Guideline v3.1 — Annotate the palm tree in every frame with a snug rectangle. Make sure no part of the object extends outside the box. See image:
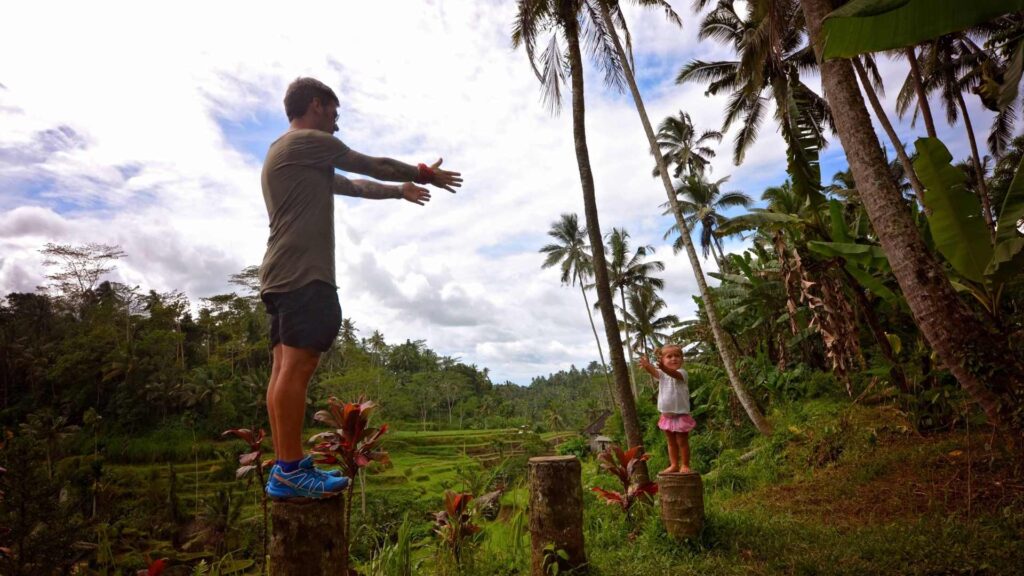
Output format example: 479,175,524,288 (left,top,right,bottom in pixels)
798,0,1024,438
665,174,752,268
676,0,830,167
514,0,649,462
540,213,613,406
623,285,679,361
605,228,664,396
595,0,771,434
653,111,722,178
339,318,358,346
